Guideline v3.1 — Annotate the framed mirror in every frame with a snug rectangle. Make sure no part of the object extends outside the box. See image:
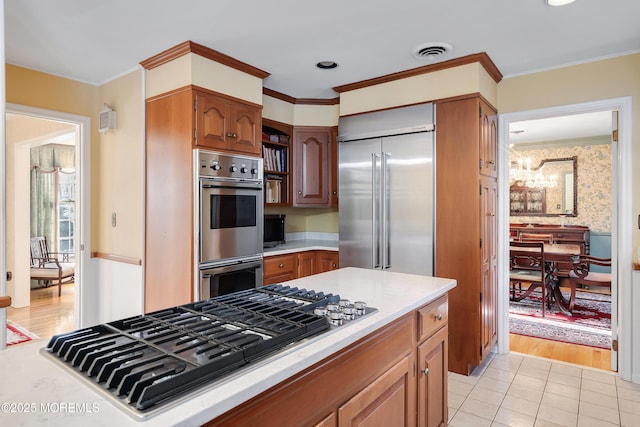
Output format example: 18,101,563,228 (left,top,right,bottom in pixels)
509,156,577,217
